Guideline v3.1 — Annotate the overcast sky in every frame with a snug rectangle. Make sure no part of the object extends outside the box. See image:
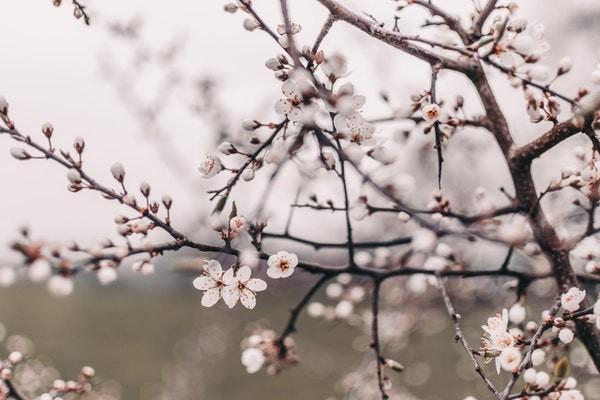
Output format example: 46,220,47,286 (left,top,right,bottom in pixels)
0,0,598,260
